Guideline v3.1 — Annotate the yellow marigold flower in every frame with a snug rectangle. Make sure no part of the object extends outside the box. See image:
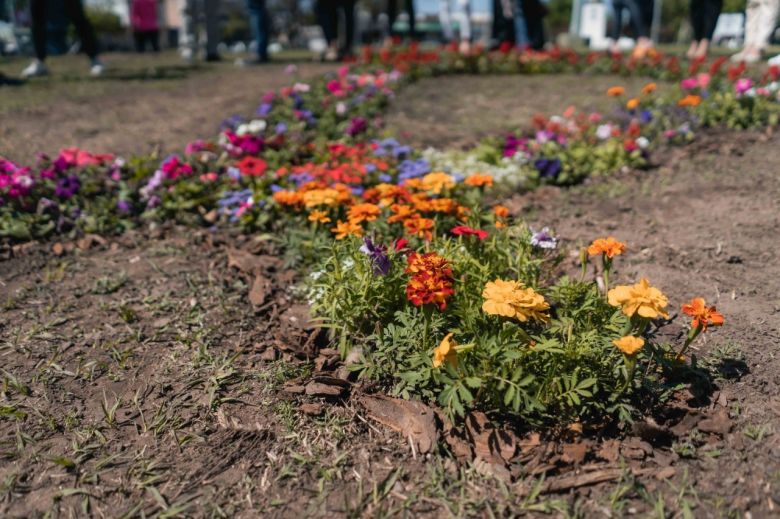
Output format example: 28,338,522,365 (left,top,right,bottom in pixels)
308,210,331,224
607,86,626,97
331,220,363,240
626,97,640,110
302,188,341,208
613,336,645,356
421,172,456,194
587,236,626,258
347,203,381,223
433,333,458,368
482,279,550,323
464,174,494,187
608,278,670,319
641,82,657,94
